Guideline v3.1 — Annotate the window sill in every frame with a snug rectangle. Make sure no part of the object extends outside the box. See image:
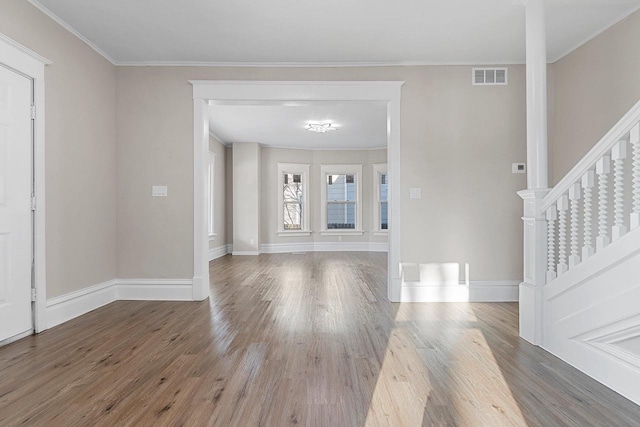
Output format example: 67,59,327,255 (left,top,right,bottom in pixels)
373,231,388,236
320,230,365,236
277,231,312,237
